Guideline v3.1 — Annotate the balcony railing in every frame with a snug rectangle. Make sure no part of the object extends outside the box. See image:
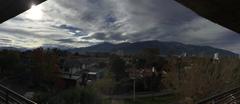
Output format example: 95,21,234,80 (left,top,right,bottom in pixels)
0,84,37,104
197,86,240,104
